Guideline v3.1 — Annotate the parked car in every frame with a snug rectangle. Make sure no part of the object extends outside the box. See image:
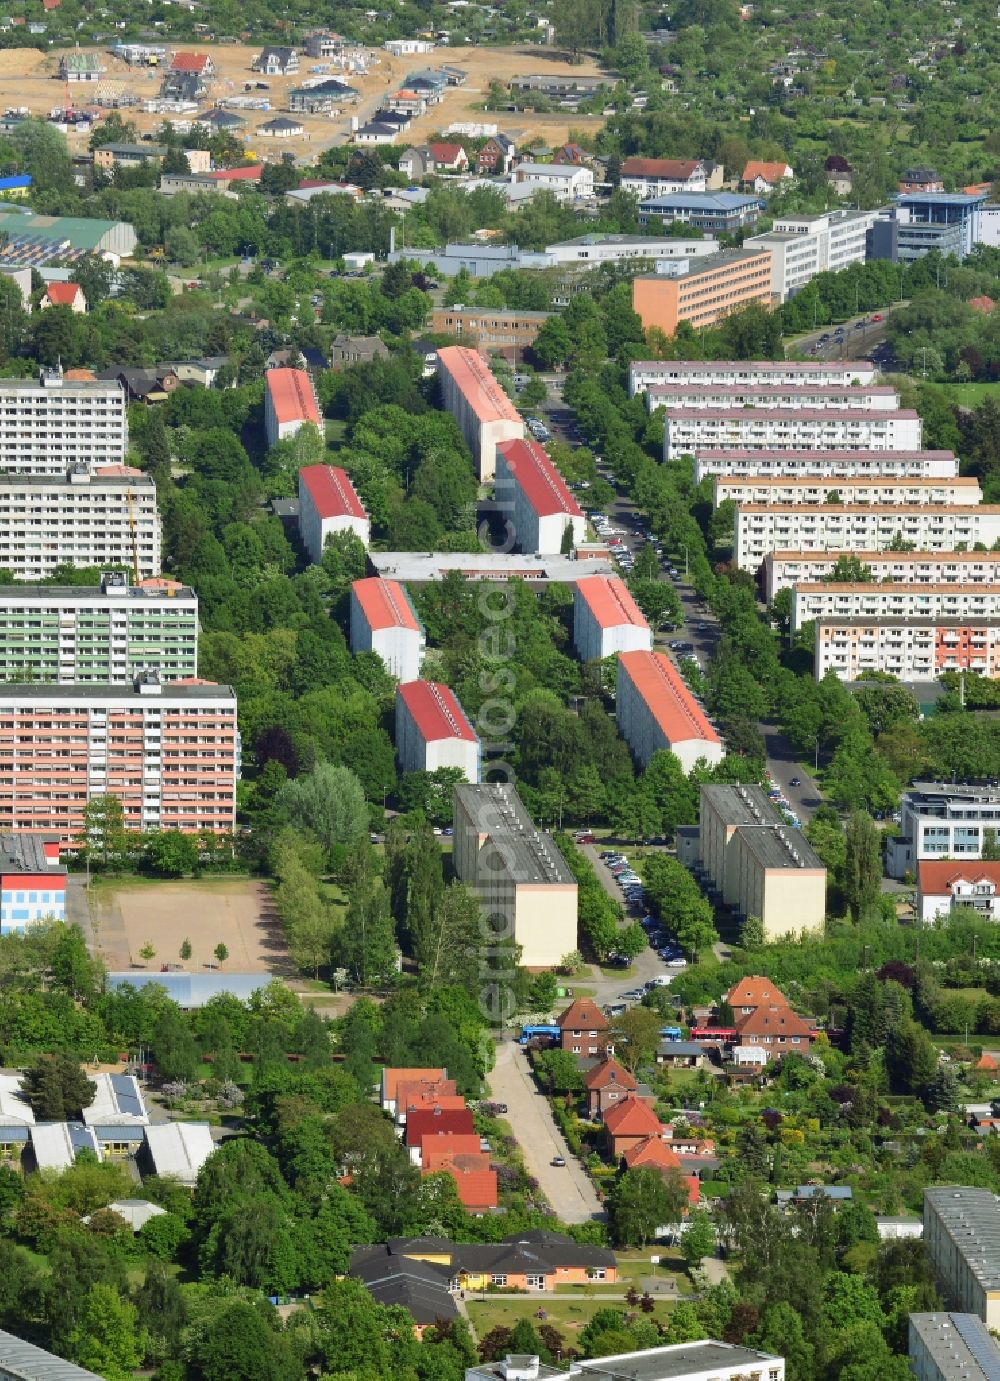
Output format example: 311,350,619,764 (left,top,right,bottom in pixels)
575,832,595,844
551,1156,566,1167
